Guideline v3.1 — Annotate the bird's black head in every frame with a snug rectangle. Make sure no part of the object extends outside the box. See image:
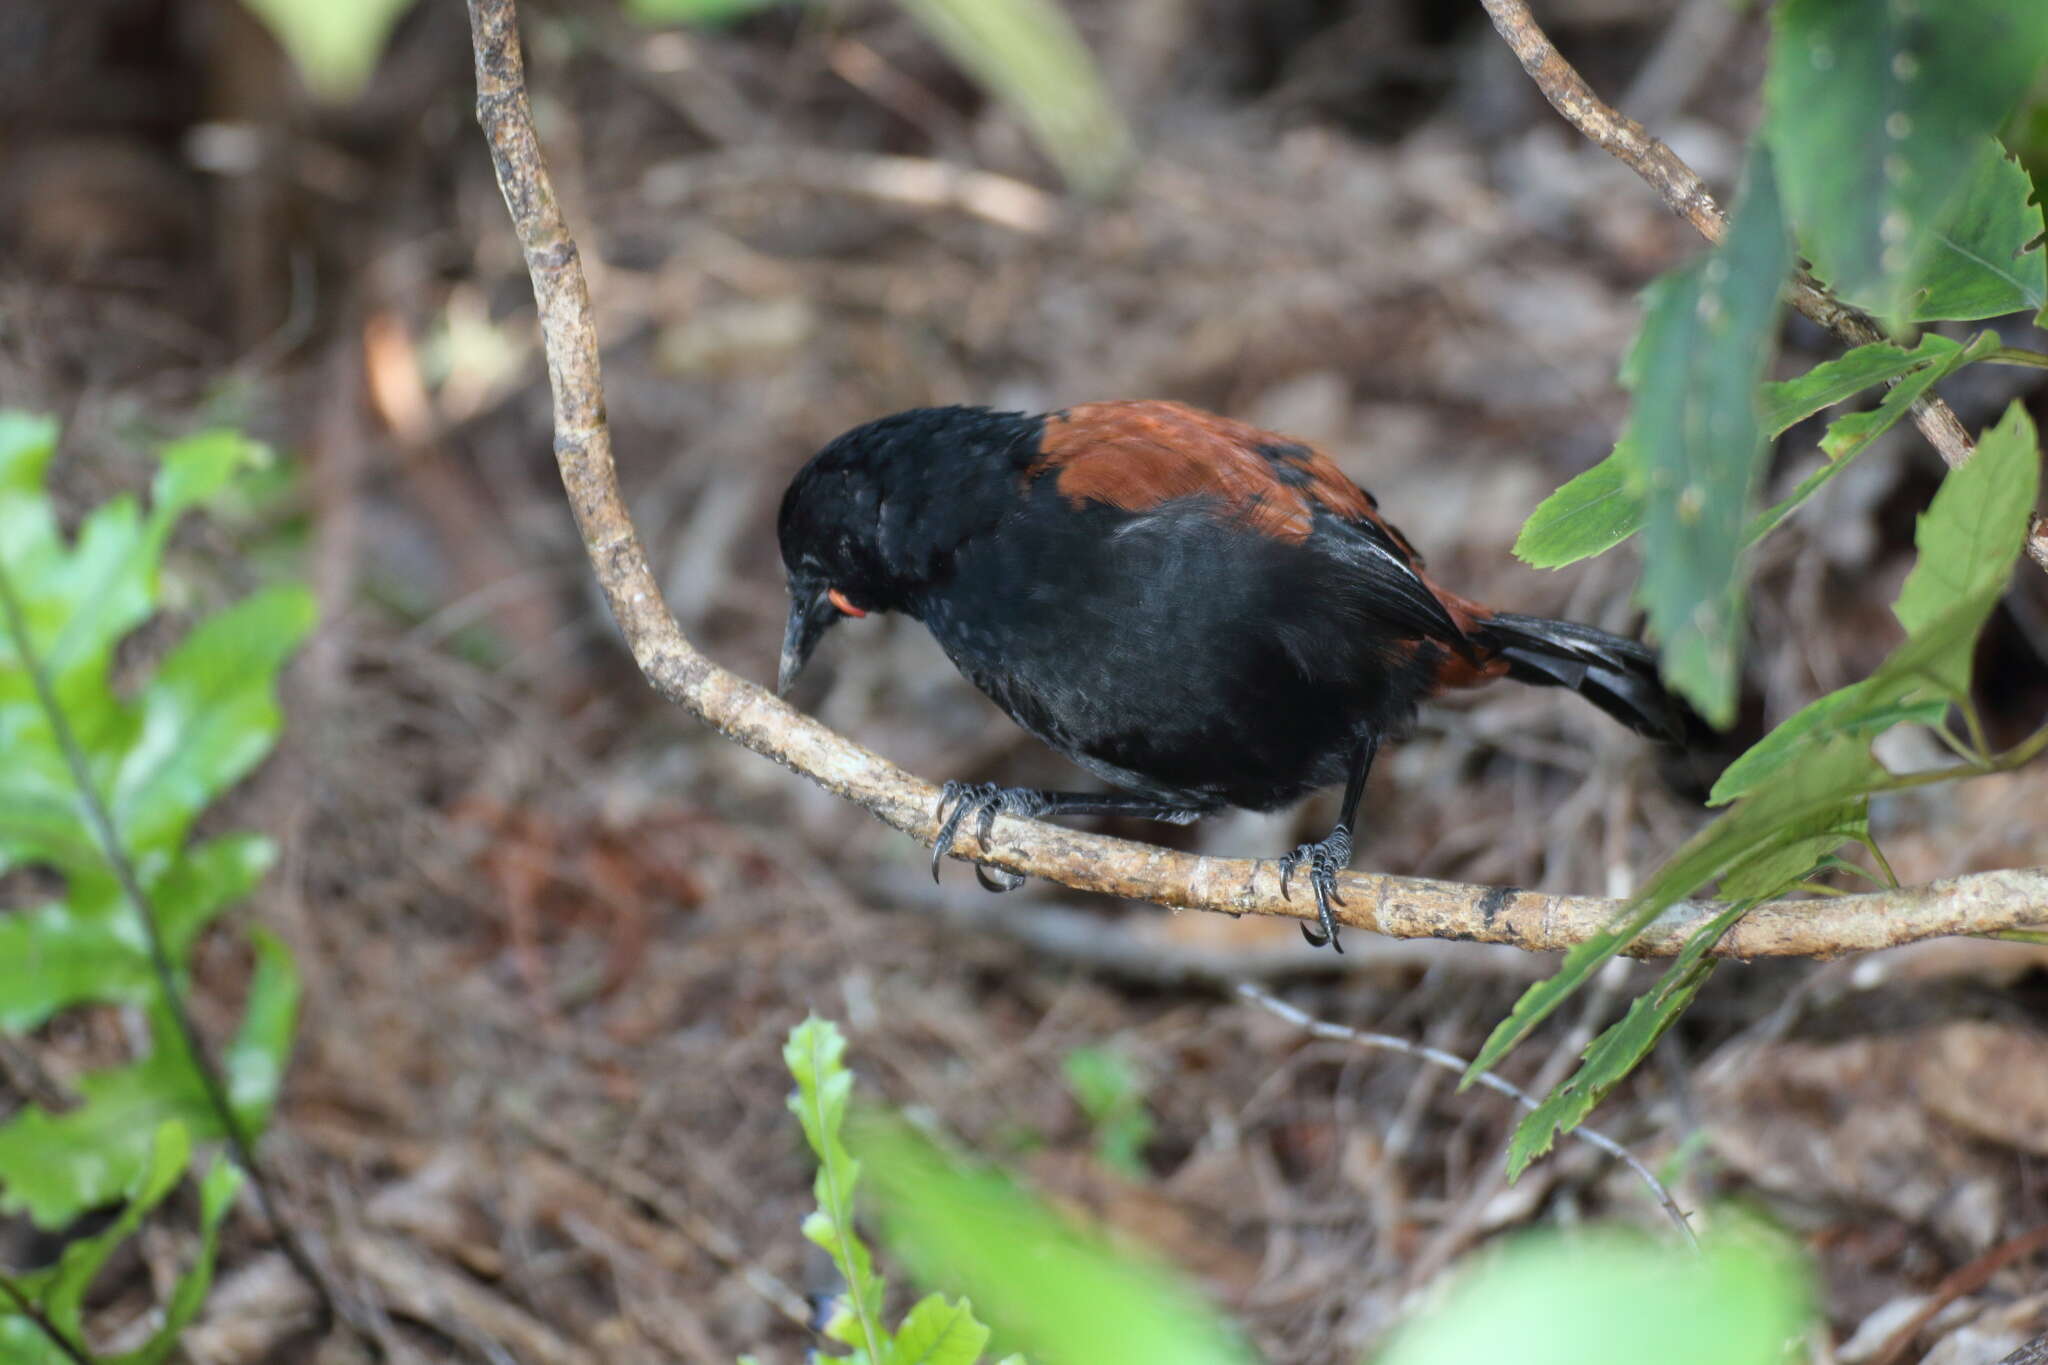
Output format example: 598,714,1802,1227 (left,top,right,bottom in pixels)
775,404,1040,694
